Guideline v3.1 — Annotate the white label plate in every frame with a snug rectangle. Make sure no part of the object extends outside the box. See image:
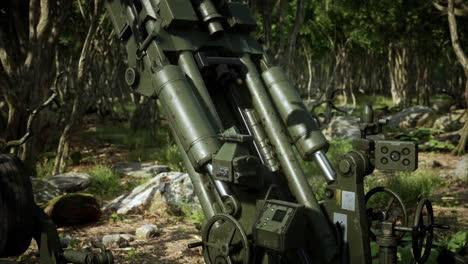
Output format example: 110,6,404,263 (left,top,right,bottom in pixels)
333,212,348,241
341,190,356,211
